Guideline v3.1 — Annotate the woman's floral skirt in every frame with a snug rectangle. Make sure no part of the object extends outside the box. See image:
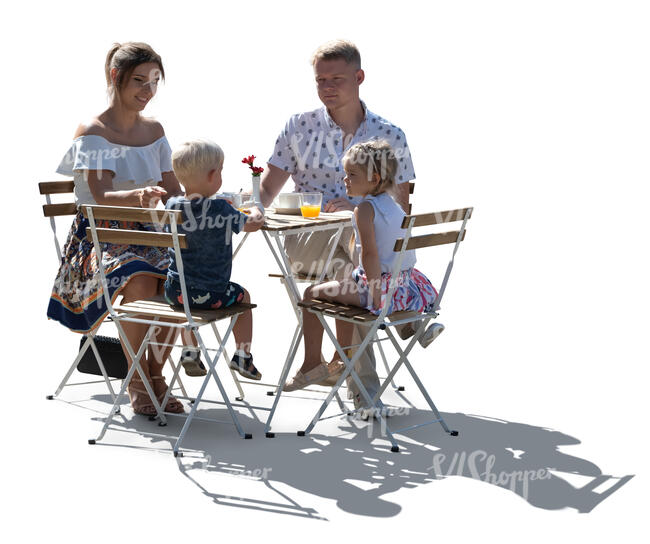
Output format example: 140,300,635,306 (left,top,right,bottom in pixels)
47,211,169,333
